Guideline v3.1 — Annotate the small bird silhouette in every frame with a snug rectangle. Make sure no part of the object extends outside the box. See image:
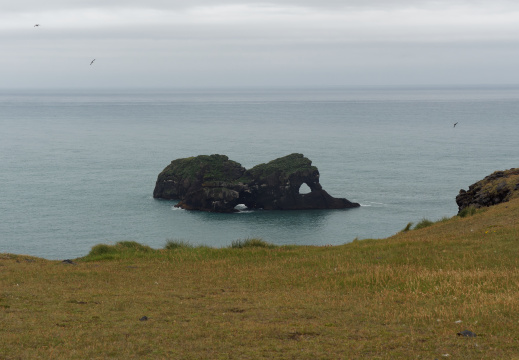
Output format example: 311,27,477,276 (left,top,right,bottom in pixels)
453,122,458,128
34,24,40,27
90,59,95,65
